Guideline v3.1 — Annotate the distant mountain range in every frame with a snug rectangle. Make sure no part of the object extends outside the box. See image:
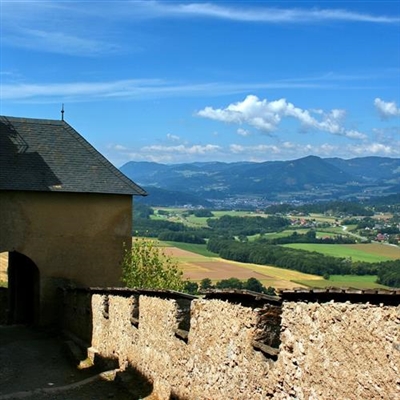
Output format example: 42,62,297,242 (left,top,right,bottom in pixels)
120,156,400,207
